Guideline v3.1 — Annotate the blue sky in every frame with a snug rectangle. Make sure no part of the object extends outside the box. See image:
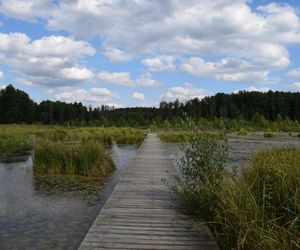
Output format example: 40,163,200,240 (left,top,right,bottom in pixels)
0,0,300,107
